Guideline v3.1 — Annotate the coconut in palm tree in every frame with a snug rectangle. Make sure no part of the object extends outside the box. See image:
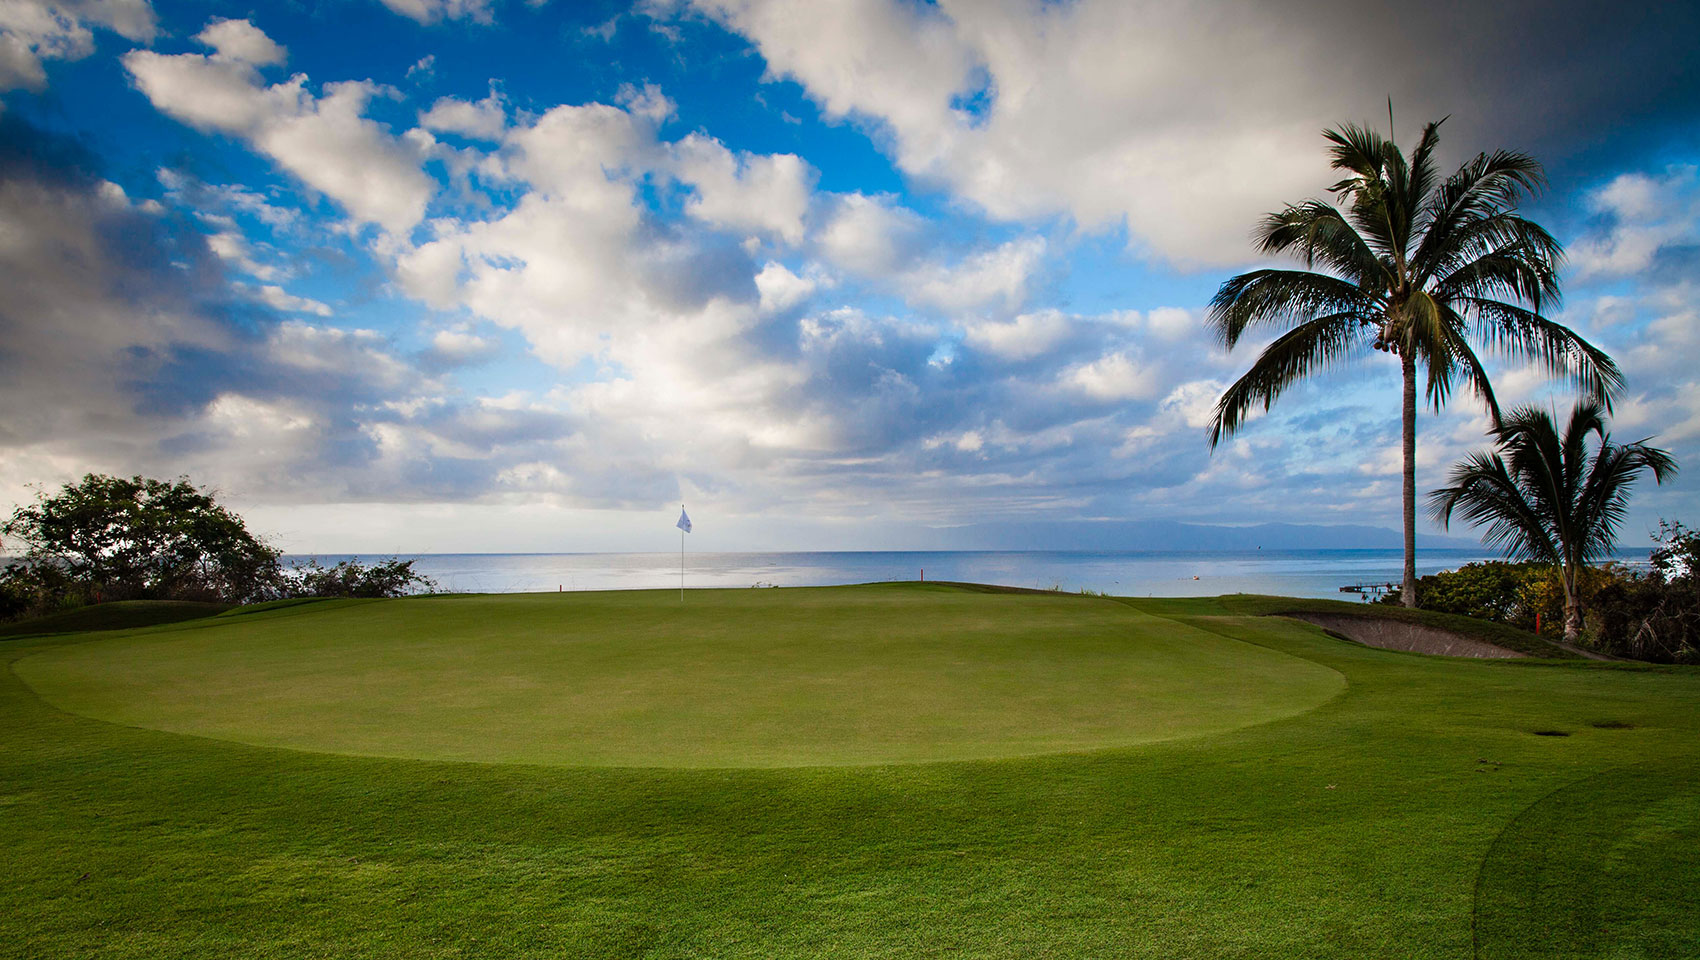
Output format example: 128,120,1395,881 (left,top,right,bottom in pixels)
1429,400,1676,643
1207,116,1621,606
